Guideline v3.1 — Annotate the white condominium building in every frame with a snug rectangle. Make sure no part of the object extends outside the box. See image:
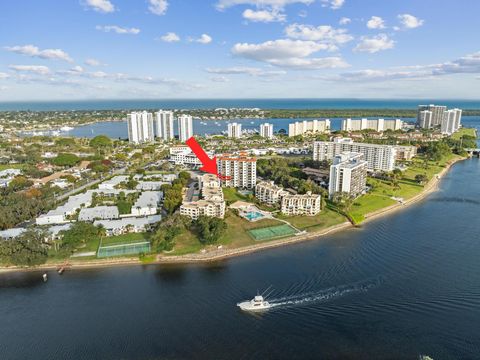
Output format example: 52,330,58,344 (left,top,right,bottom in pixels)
169,145,210,166
178,115,193,142
441,109,462,135
227,122,242,138
155,110,175,141
417,104,447,127
127,111,155,144
288,119,330,137
418,110,433,129
395,145,417,161
259,123,274,139
341,118,403,132
255,181,288,206
313,138,397,172
180,173,225,220
329,152,367,199
217,153,257,189
180,200,225,220
281,192,321,216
